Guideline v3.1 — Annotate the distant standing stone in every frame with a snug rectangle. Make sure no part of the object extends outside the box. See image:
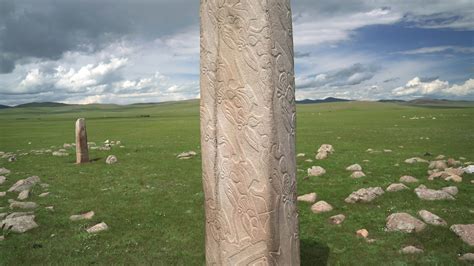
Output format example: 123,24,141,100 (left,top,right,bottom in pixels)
86,222,108,233
75,118,89,164
105,155,117,164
